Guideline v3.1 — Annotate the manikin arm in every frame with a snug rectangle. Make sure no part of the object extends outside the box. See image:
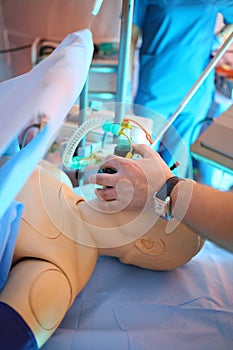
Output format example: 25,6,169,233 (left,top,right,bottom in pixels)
0,161,99,349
